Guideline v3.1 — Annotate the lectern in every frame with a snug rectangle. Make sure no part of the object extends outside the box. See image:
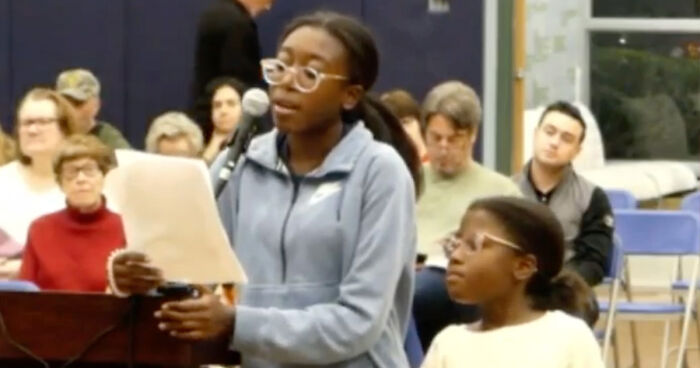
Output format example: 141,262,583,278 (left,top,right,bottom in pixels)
0,291,239,367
